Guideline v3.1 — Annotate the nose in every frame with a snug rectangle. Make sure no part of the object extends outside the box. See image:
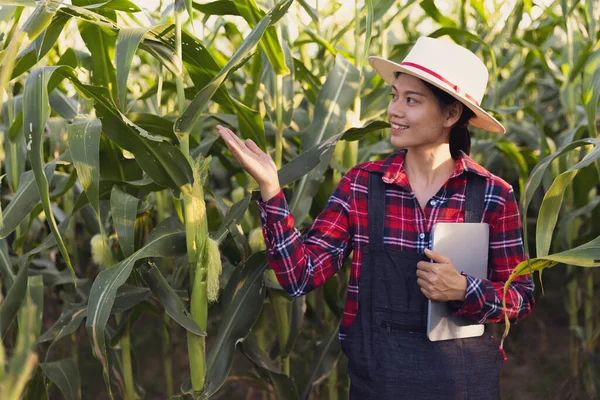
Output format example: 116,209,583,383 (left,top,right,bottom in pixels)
388,99,405,119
